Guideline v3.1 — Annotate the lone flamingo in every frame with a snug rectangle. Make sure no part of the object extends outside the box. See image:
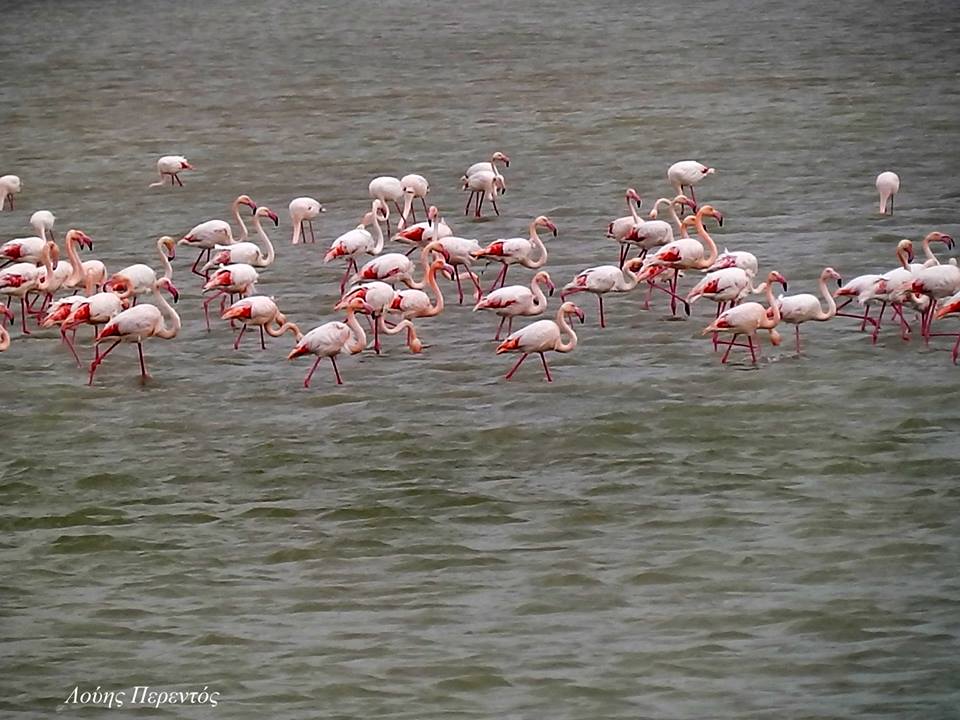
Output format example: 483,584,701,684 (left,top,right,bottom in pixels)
876,171,900,215
667,160,715,208
368,176,404,232
289,197,325,245
0,175,21,211
462,170,505,218
149,155,193,187
88,278,181,385
496,301,584,382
